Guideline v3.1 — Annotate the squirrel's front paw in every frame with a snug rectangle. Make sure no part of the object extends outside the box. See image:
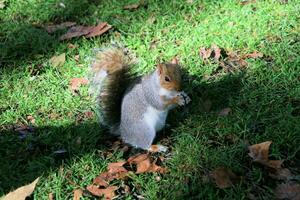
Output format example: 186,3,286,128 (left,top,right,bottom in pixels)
177,92,191,106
